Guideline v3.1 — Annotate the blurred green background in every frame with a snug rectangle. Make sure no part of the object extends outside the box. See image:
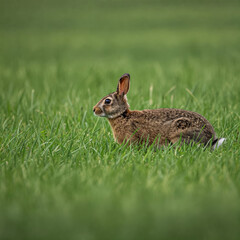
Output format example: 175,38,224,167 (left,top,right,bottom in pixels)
0,0,240,239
